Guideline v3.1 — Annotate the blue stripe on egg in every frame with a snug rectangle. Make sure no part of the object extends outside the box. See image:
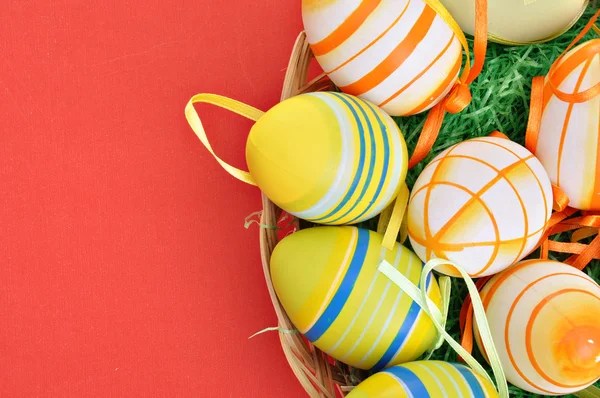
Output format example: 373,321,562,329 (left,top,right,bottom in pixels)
346,96,390,224
312,93,367,223
453,363,487,397
385,365,431,398
327,93,376,224
304,228,370,342
372,271,433,371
